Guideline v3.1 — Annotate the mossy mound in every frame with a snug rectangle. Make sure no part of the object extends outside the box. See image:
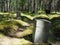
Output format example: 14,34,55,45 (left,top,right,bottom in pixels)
0,19,34,38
